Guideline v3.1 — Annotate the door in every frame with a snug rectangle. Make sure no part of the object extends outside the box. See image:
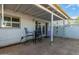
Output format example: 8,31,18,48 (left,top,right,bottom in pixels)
45,23,48,37
35,21,38,32
35,21,42,38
